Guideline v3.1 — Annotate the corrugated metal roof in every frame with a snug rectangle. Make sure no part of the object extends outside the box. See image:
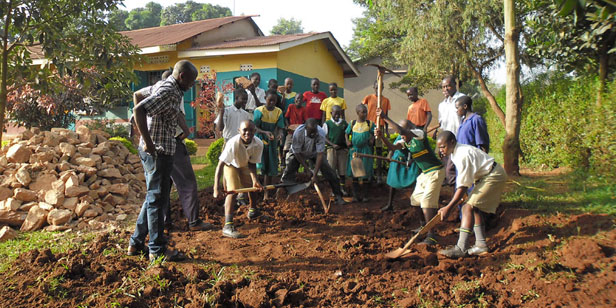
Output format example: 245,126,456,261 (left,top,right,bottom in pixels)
119,15,256,48
187,32,317,50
